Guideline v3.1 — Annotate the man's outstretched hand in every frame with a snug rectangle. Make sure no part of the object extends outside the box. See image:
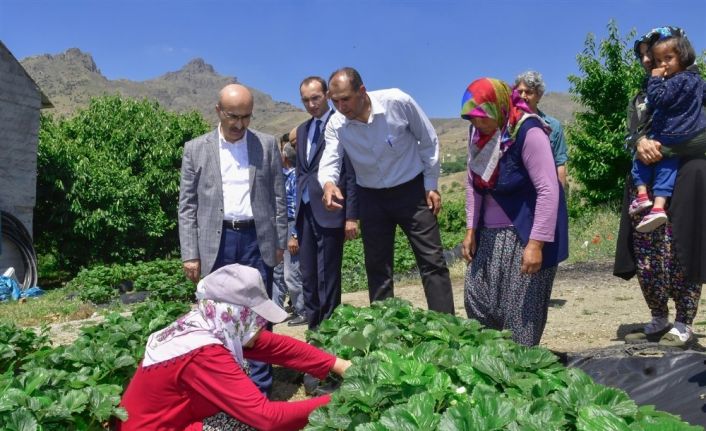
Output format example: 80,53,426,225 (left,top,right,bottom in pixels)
322,182,344,211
